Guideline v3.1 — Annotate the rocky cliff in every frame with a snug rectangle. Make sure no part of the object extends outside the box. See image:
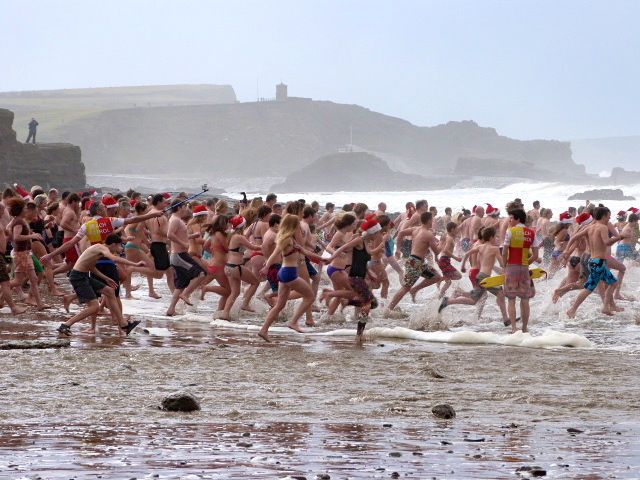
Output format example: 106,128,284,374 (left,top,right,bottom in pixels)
271,152,458,192
0,109,85,190
43,98,584,180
